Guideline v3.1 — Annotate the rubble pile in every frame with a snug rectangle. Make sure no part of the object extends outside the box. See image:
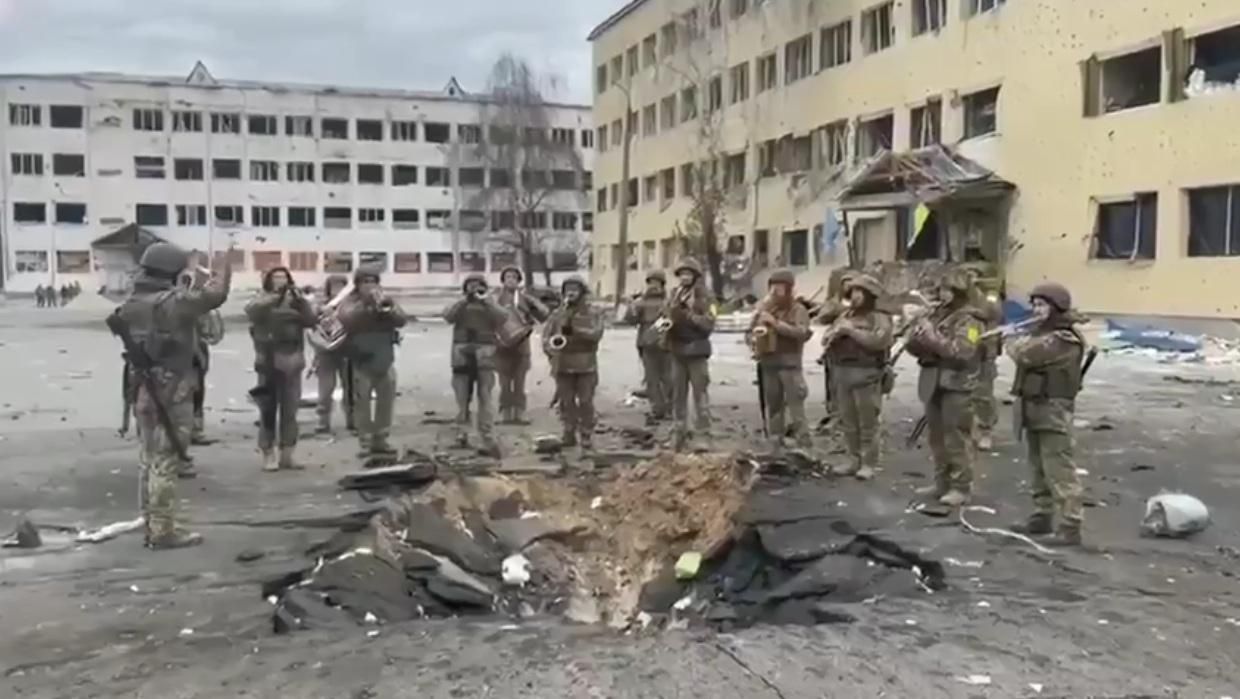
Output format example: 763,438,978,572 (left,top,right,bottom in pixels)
266,452,945,634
